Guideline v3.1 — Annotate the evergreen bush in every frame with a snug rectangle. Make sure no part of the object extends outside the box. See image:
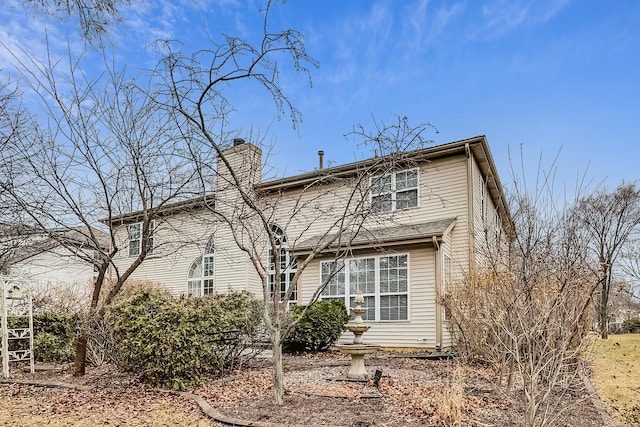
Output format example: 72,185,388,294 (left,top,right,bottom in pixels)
283,299,349,353
108,289,262,390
